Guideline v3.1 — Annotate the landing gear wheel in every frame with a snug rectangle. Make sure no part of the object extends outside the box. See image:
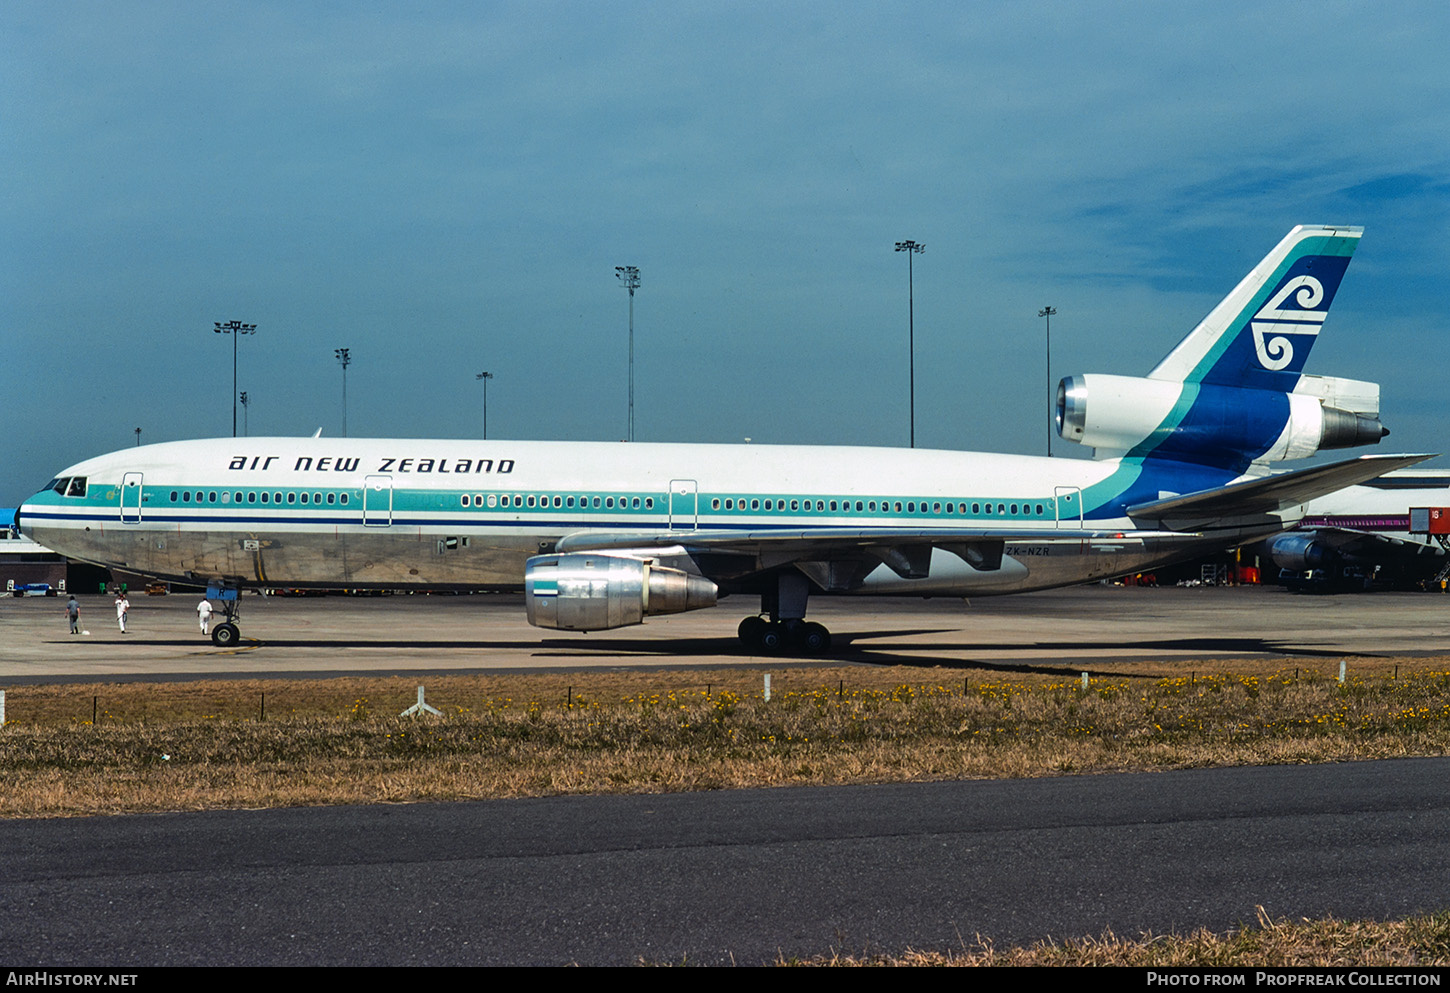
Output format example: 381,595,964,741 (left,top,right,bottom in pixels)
799,622,832,653
211,622,240,647
757,624,785,653
738,615,768,648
